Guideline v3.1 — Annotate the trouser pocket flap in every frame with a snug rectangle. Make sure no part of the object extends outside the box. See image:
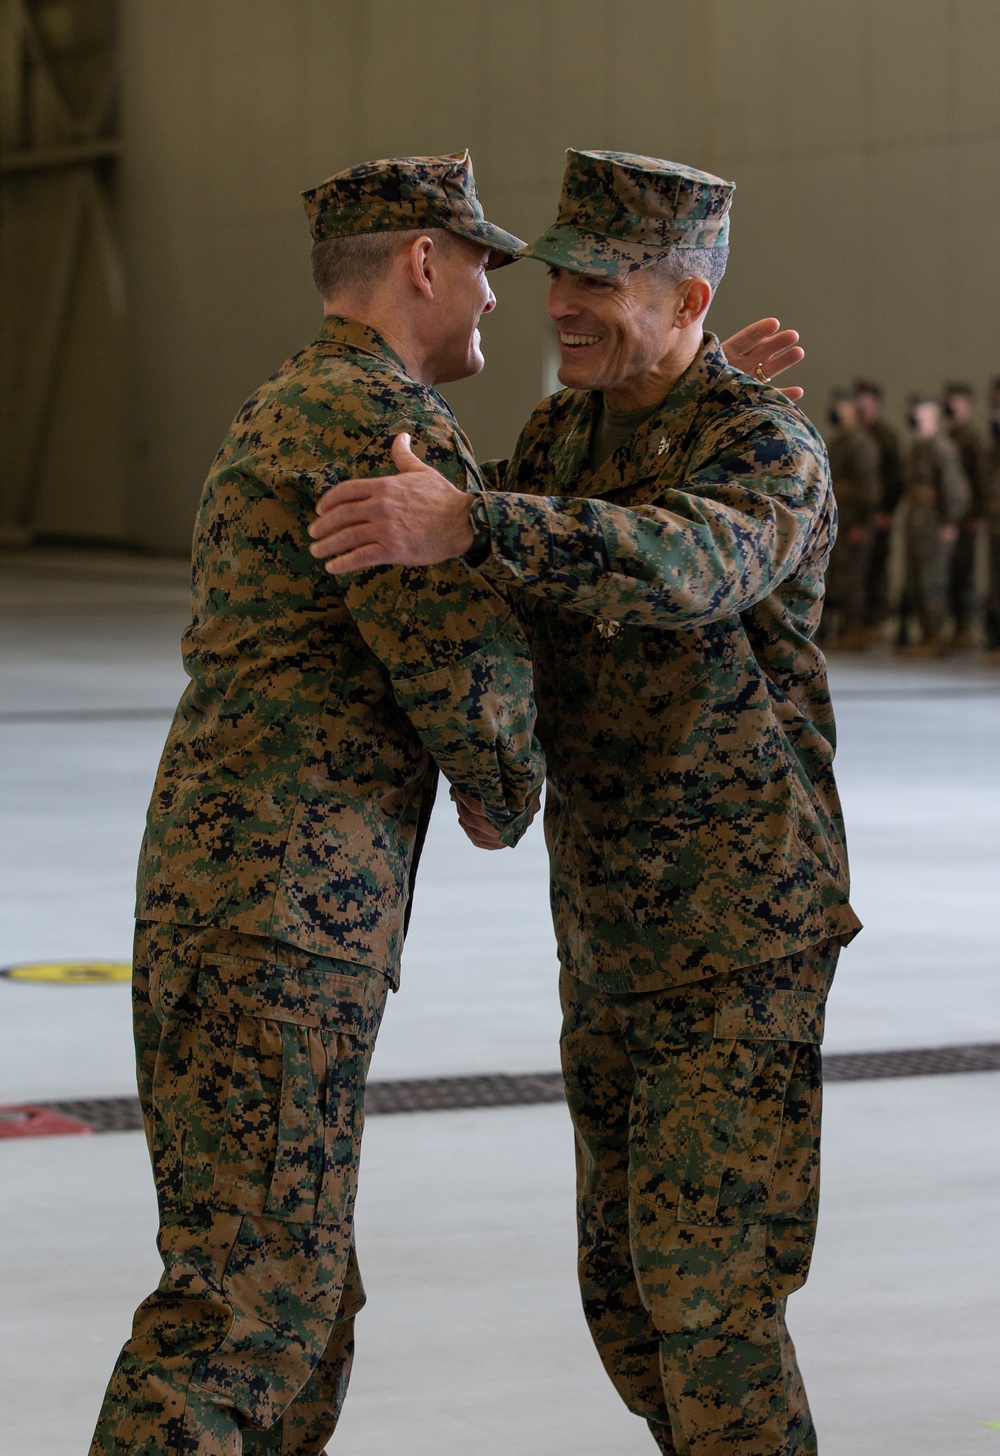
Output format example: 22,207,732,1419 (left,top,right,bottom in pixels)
714,987,825,1045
